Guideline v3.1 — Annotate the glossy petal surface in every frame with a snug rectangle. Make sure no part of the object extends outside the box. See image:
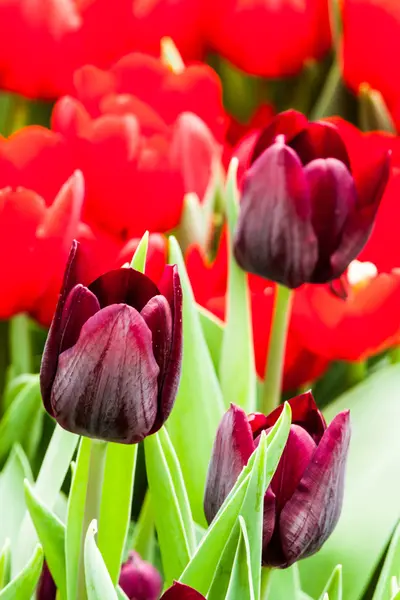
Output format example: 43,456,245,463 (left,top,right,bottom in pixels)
204,404,254,524
51,304,159,443
89,267,160,311
161,582,205,600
